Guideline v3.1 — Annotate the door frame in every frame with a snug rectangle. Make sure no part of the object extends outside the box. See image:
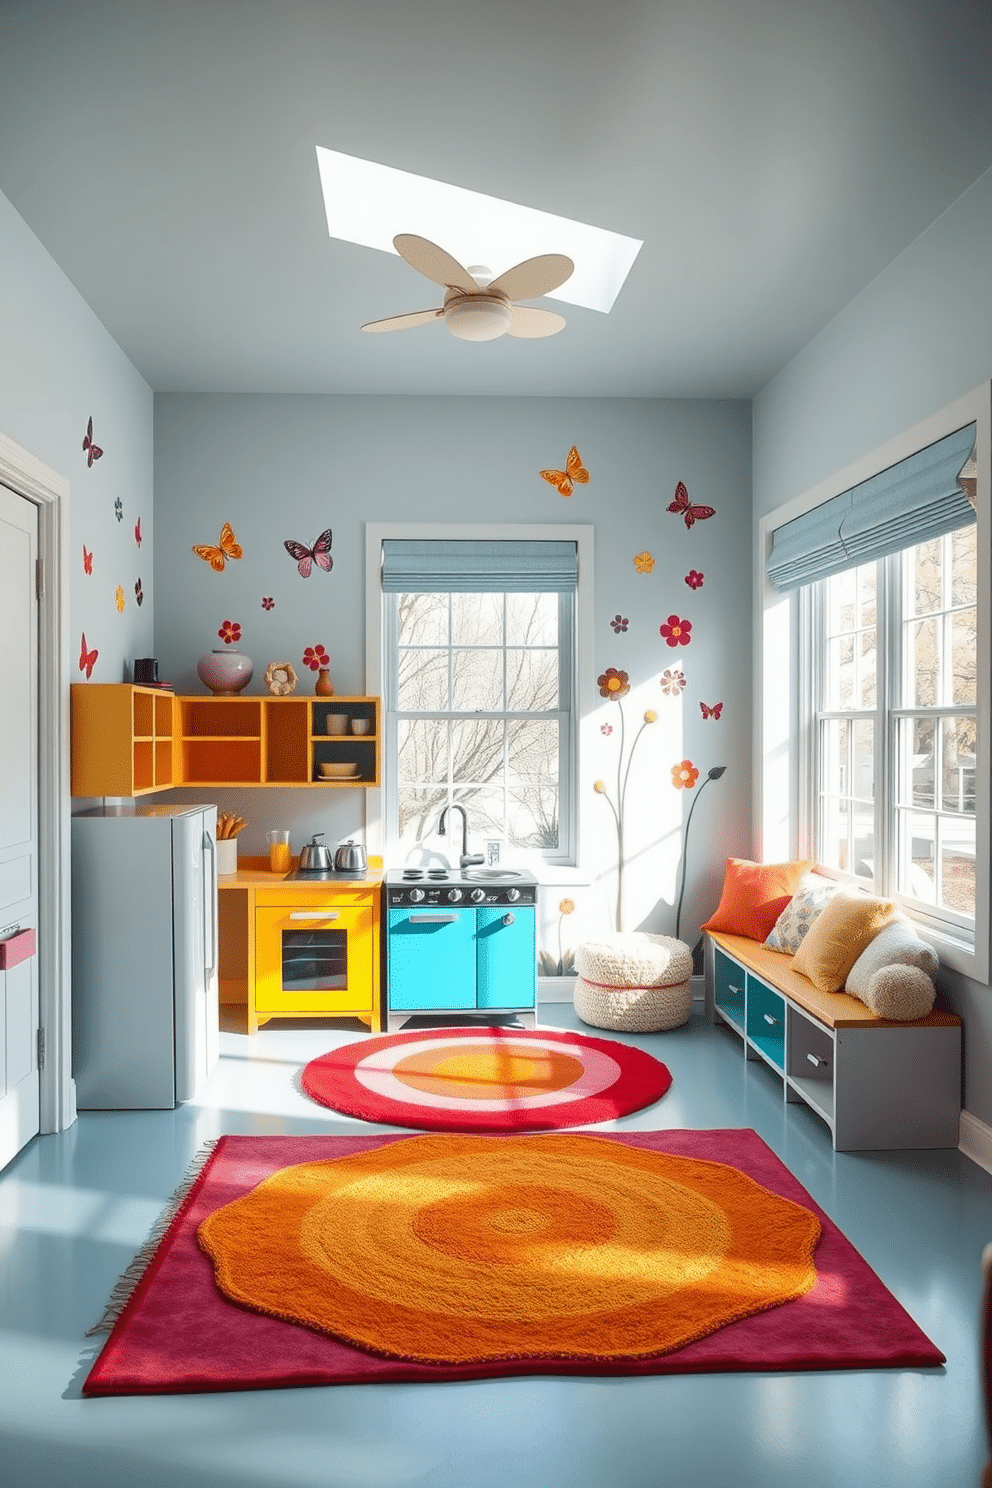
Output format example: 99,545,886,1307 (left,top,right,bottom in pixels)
0,431,74,1134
